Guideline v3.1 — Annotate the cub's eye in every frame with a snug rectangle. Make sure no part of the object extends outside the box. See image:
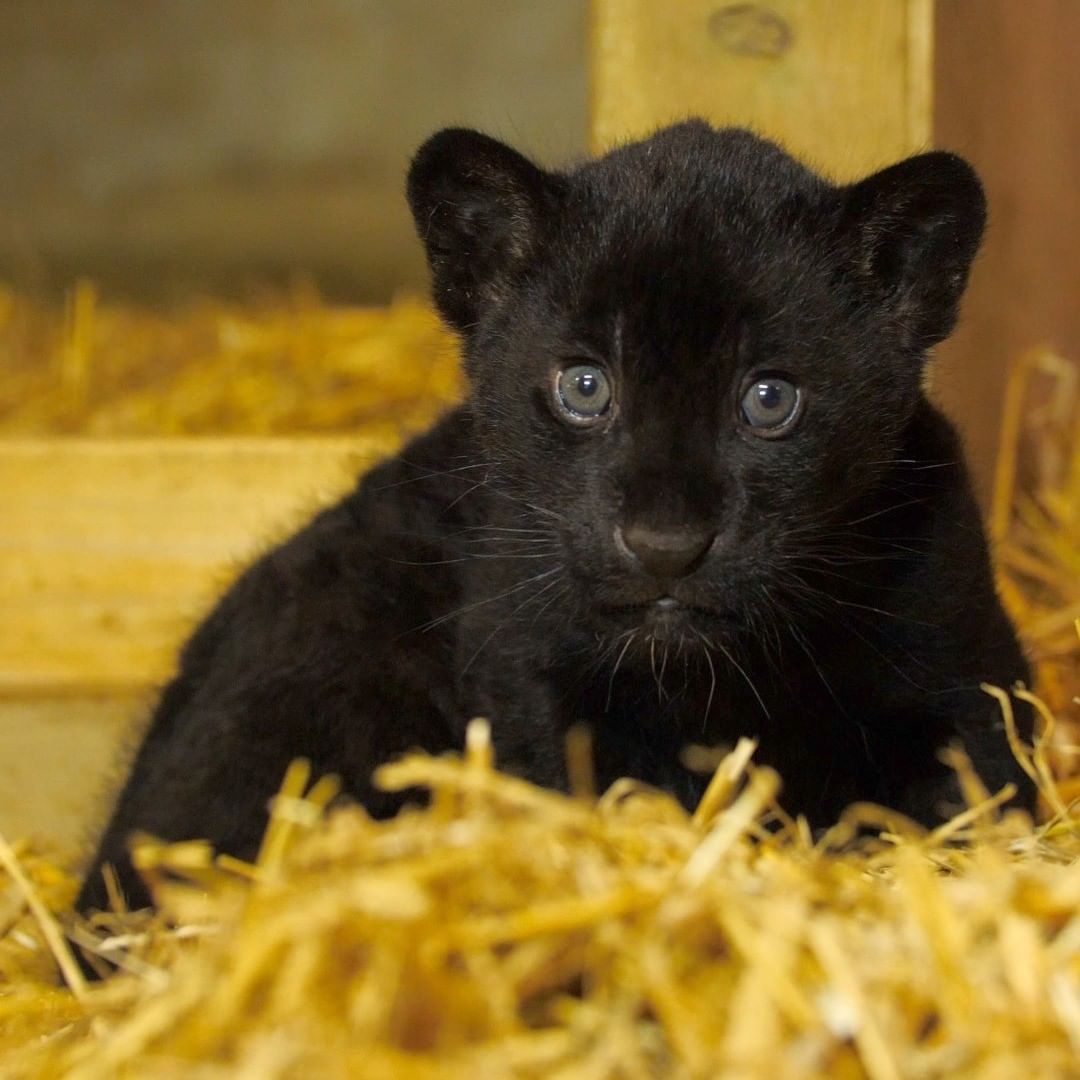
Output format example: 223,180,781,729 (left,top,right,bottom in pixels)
739,374,802,436
553,364,613,425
